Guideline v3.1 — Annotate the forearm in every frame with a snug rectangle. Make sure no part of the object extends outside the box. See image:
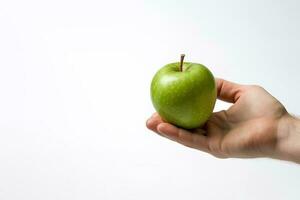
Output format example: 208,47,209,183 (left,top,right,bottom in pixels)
276,114,300,163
